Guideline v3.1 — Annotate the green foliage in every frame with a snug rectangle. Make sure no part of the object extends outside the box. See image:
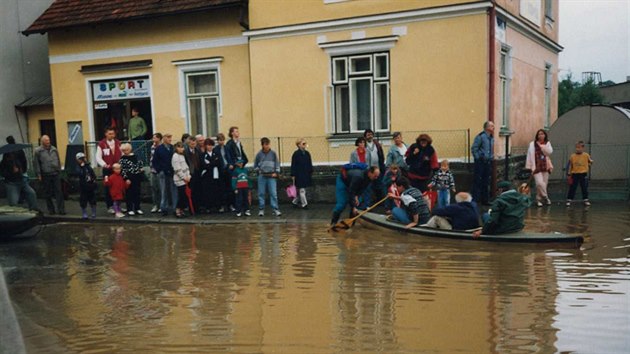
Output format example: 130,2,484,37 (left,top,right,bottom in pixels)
558,73,606,117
